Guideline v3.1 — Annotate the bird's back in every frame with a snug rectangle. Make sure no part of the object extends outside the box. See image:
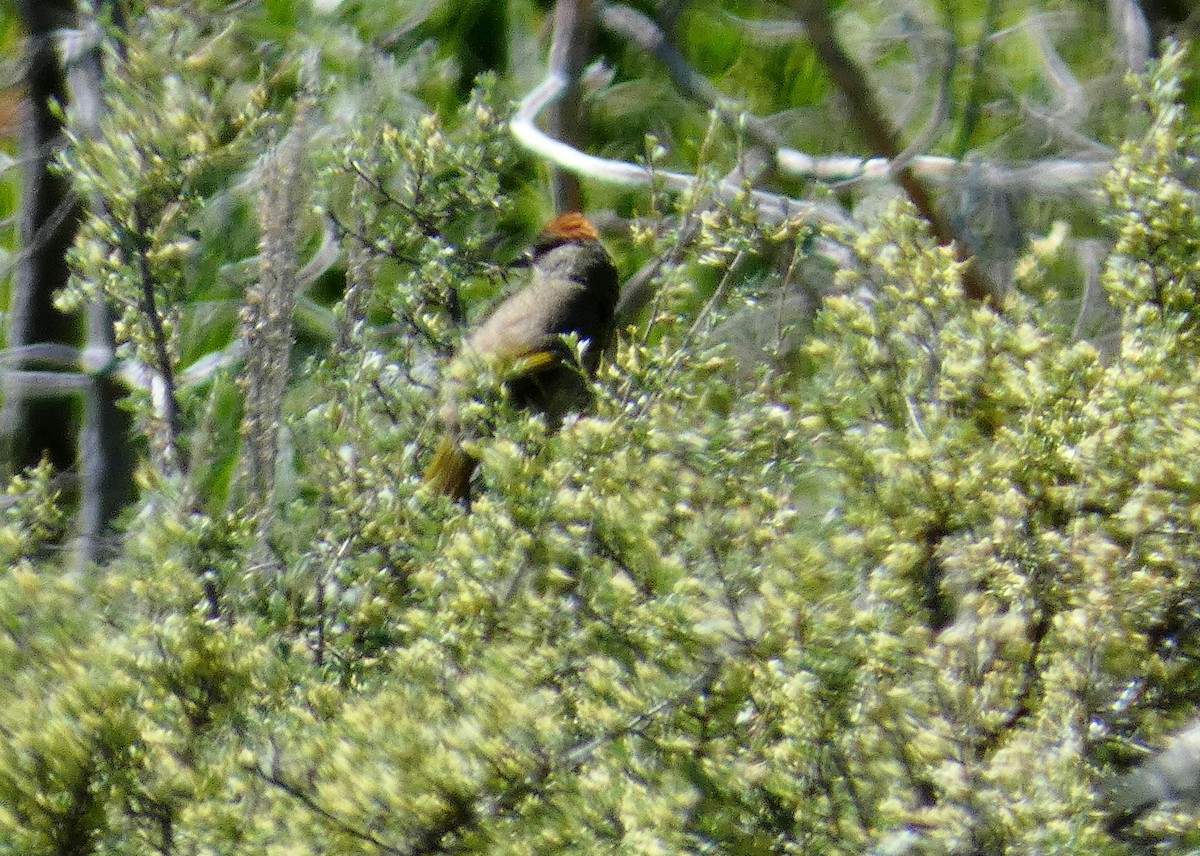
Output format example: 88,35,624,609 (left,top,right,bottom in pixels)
425,215,619,500
468,240,619,368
